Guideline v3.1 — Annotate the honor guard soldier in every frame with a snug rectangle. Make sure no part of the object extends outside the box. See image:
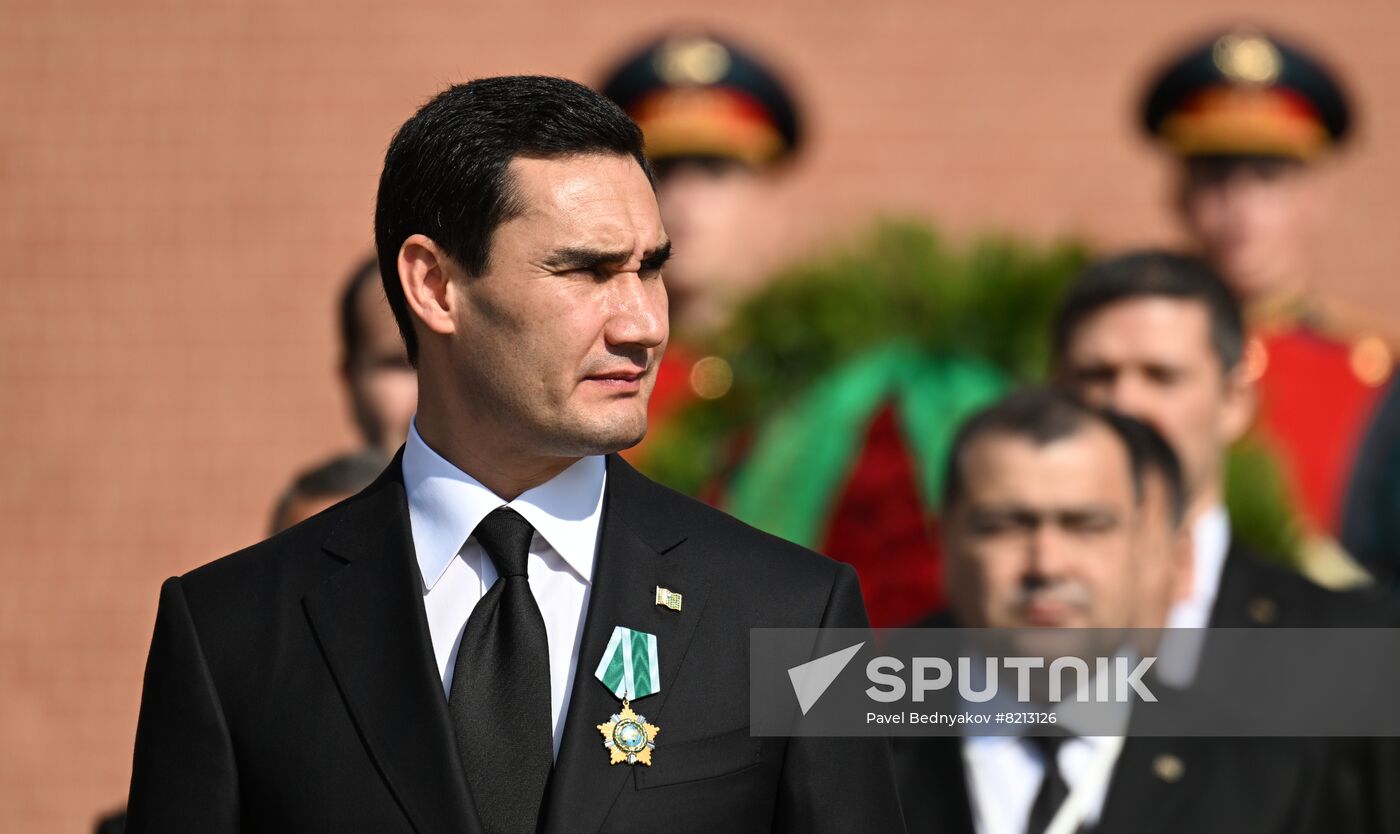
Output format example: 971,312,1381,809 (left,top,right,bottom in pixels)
599,34,1009,627
598,32,803,458
1140,28,1392,580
